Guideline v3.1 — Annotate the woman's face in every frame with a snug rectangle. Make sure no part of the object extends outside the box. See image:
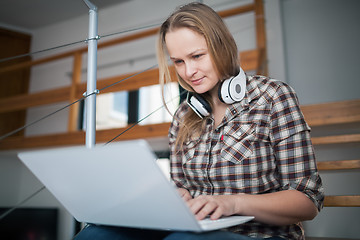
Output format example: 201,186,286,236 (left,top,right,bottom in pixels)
165,27,219,94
